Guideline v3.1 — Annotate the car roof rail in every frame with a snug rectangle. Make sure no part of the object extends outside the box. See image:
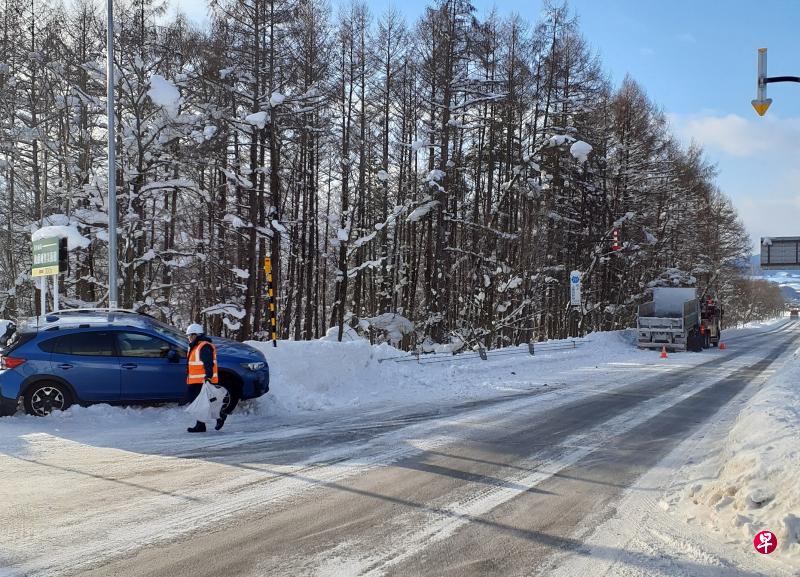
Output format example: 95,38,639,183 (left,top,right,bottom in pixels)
51,308,141,315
